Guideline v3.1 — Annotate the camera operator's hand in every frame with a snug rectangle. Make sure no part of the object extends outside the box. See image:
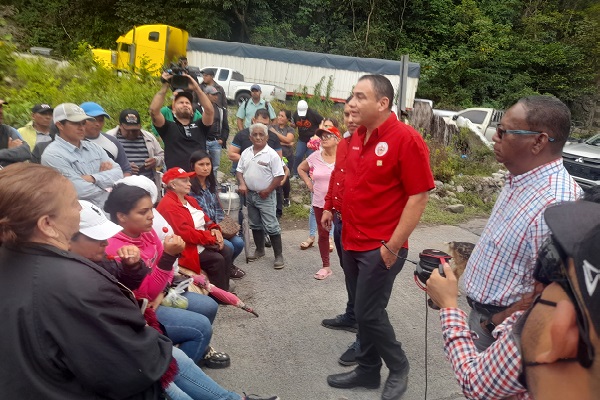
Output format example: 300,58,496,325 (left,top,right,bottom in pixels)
427,262,458,309
185,73,201,91
161,71,173,84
